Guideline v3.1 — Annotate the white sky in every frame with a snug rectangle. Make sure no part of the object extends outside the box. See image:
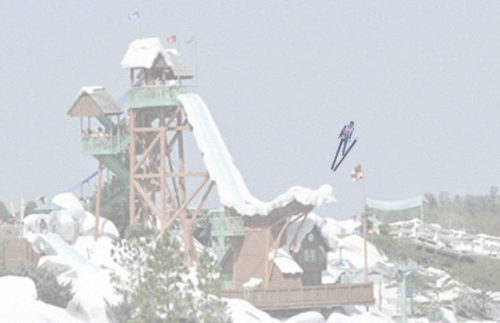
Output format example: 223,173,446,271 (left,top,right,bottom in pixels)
0,1,498,219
